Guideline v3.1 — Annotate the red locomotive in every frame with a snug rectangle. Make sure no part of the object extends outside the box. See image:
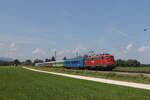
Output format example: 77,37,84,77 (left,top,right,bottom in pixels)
84,54,115,70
